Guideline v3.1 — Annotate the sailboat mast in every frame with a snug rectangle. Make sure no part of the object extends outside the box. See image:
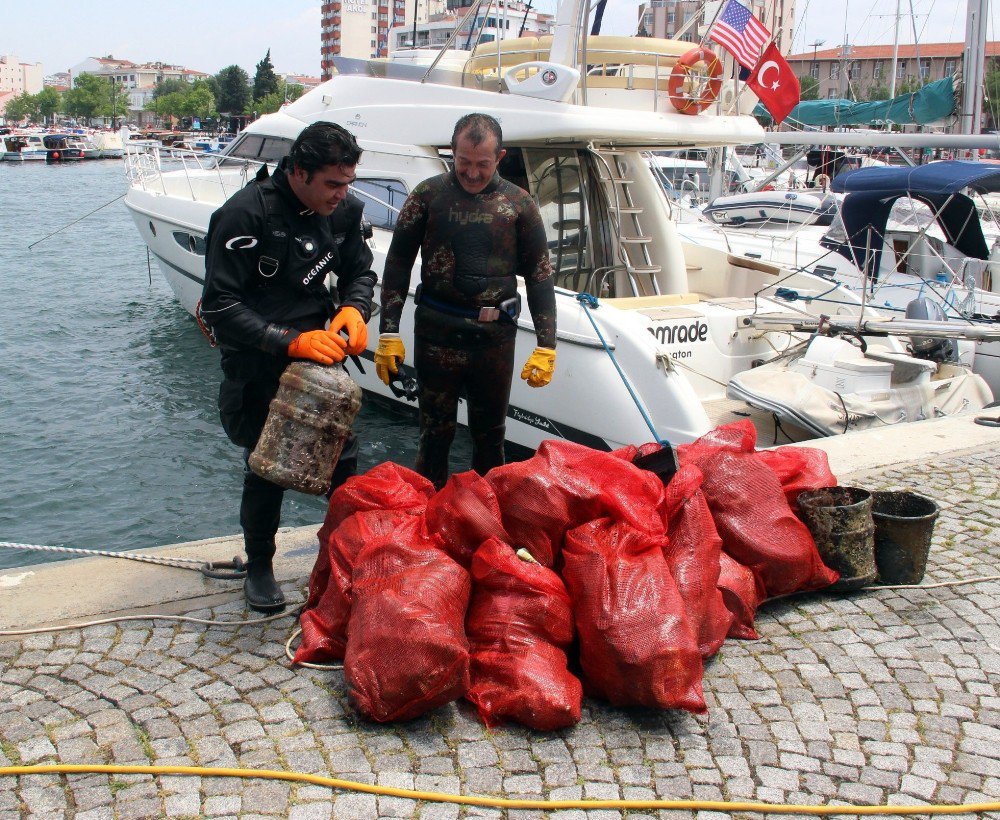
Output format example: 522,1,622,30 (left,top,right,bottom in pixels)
961,0,988,135
889,0,901,98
